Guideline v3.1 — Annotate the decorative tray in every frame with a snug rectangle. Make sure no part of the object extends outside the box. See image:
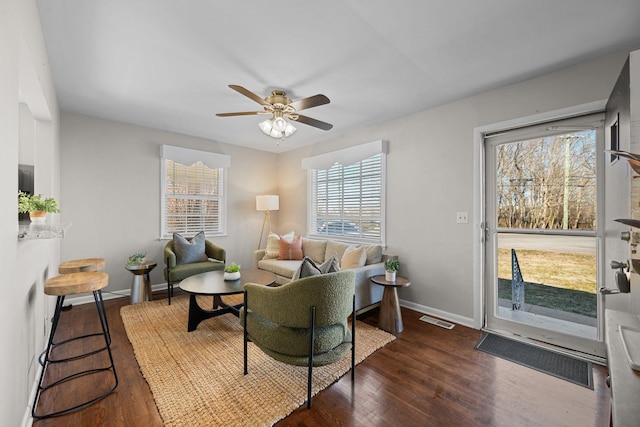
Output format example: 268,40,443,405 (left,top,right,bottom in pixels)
619,325,640,371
